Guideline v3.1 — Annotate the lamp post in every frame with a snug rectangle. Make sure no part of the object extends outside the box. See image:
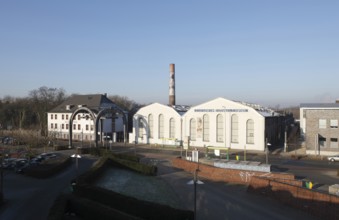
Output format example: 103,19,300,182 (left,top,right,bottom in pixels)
265,138,271,164
222,106,229,160
71,147,82,182
187,169,204,220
